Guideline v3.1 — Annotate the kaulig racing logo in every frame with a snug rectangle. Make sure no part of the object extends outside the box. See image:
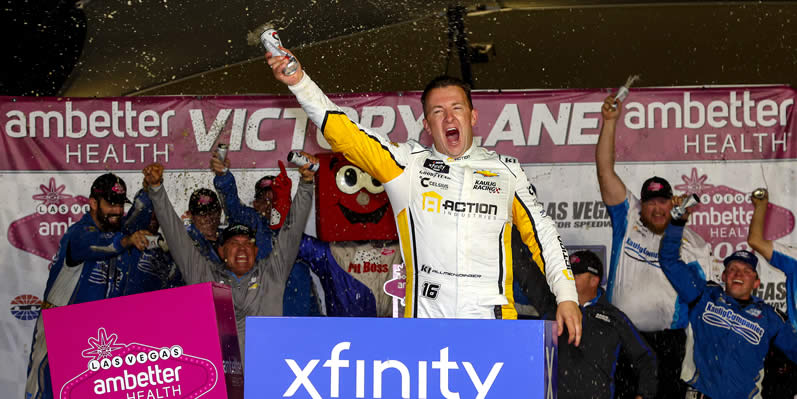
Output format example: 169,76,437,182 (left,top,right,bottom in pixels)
283,341,503,399
674,168,793,259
